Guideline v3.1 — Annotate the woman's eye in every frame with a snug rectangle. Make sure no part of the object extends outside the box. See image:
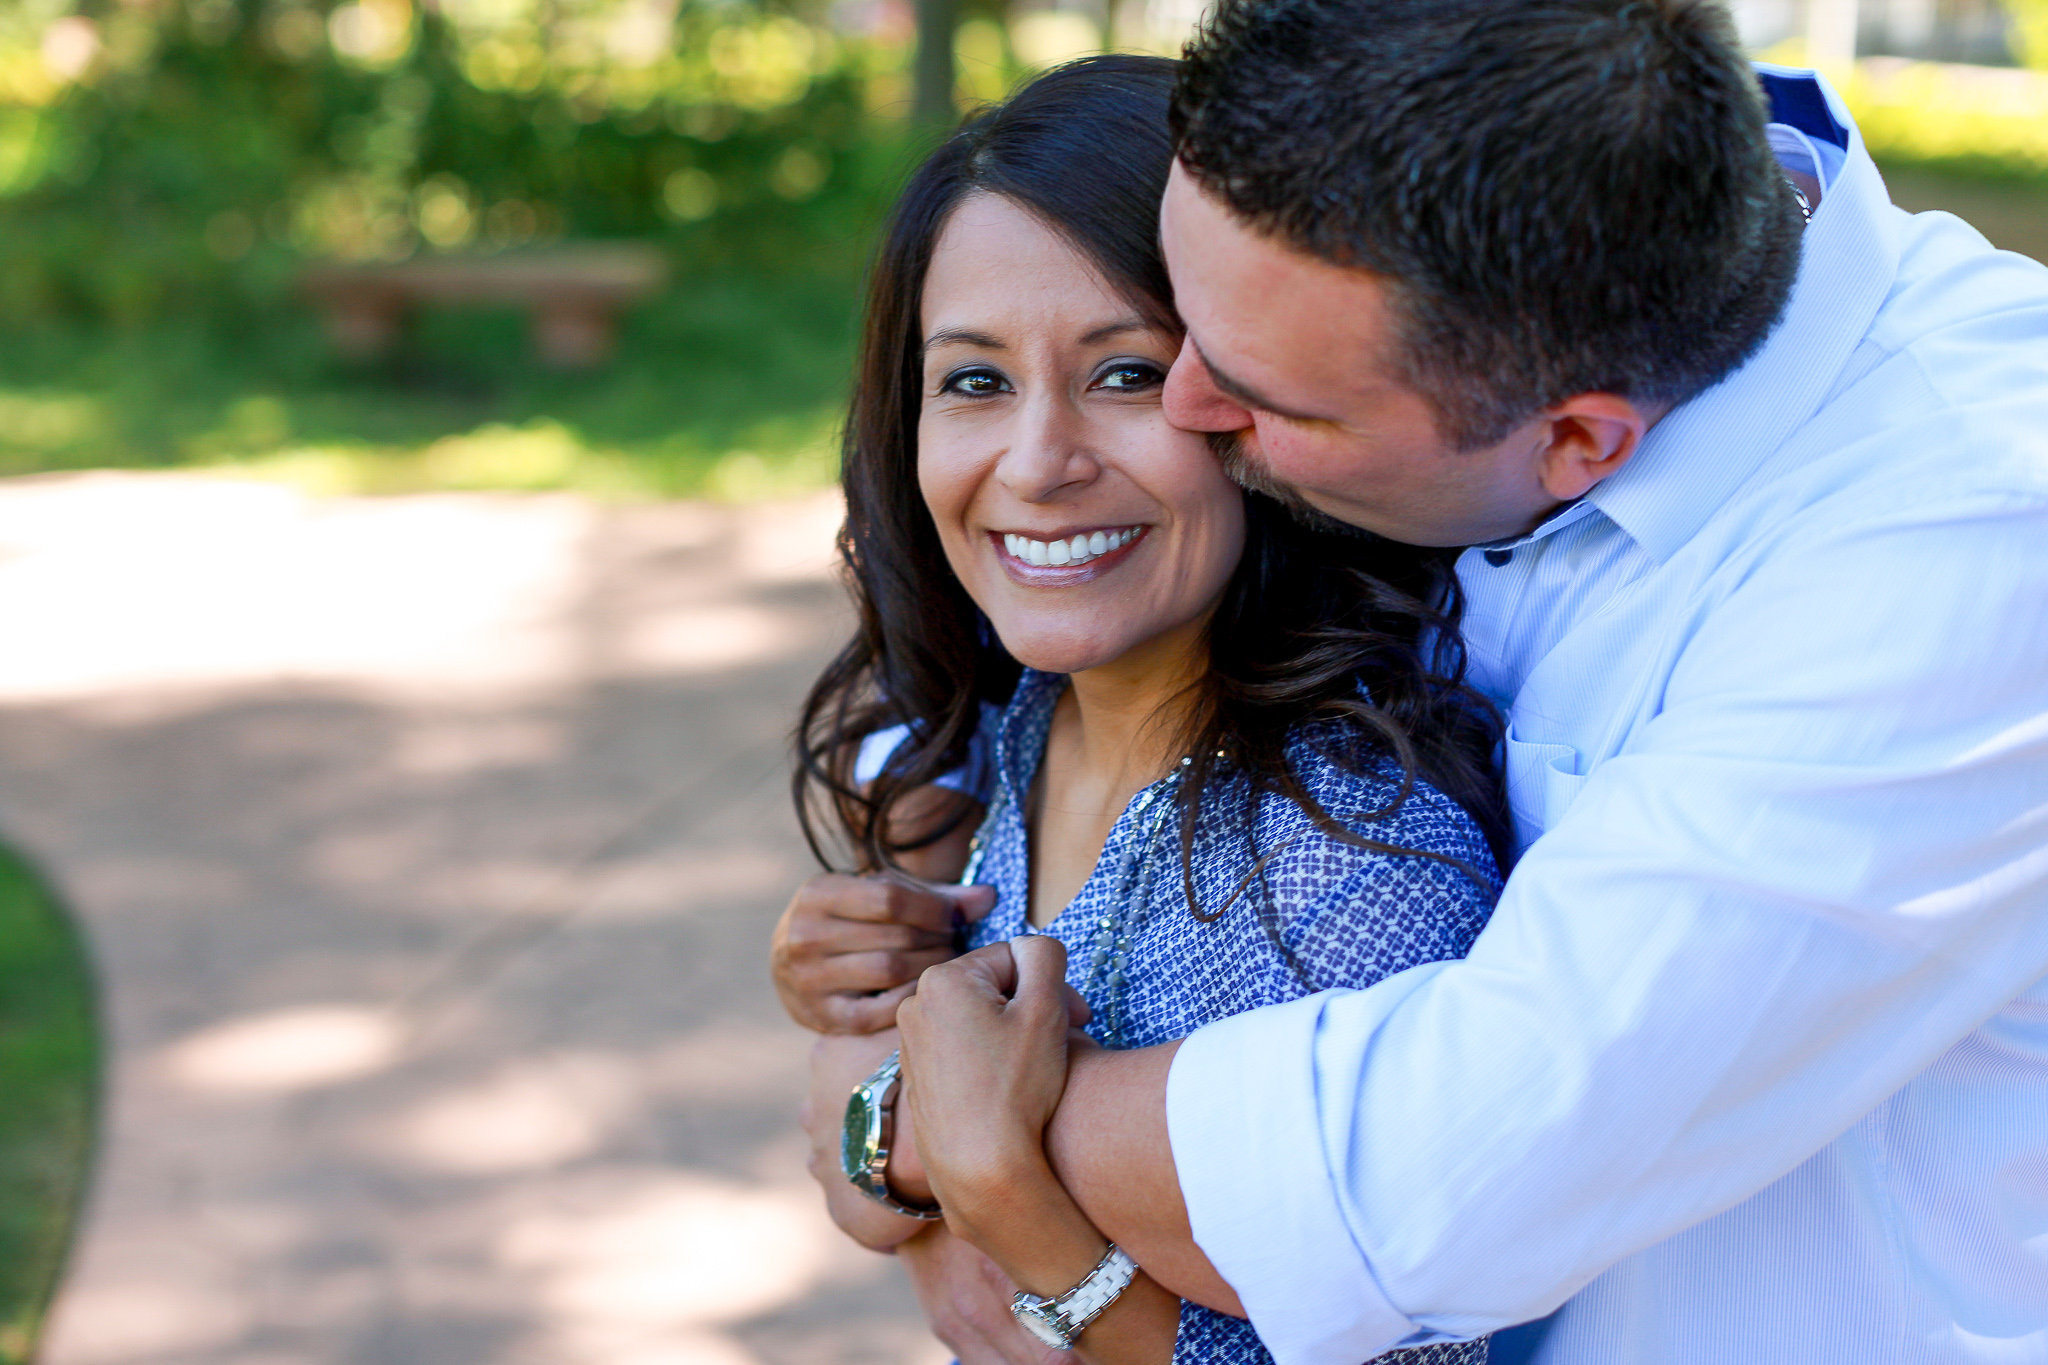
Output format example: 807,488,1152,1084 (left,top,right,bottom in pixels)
940,367,1009,397
1095,361,1164,392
